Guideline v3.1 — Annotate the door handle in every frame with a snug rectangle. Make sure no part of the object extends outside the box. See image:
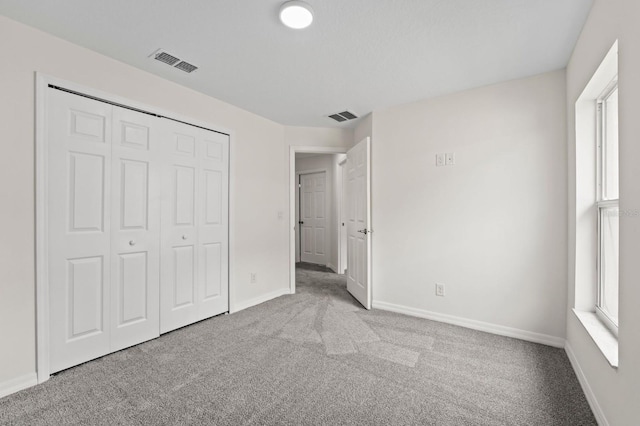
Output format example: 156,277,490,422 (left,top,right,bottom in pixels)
357,229,368,235
298,221,304,225
129,240,136,246
182,235,188,240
